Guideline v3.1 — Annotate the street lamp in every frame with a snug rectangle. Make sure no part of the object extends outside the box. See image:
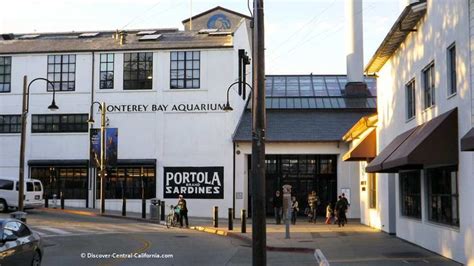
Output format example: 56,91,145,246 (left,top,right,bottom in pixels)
18,76,58,212
223,81,253,112
88,101,107,215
